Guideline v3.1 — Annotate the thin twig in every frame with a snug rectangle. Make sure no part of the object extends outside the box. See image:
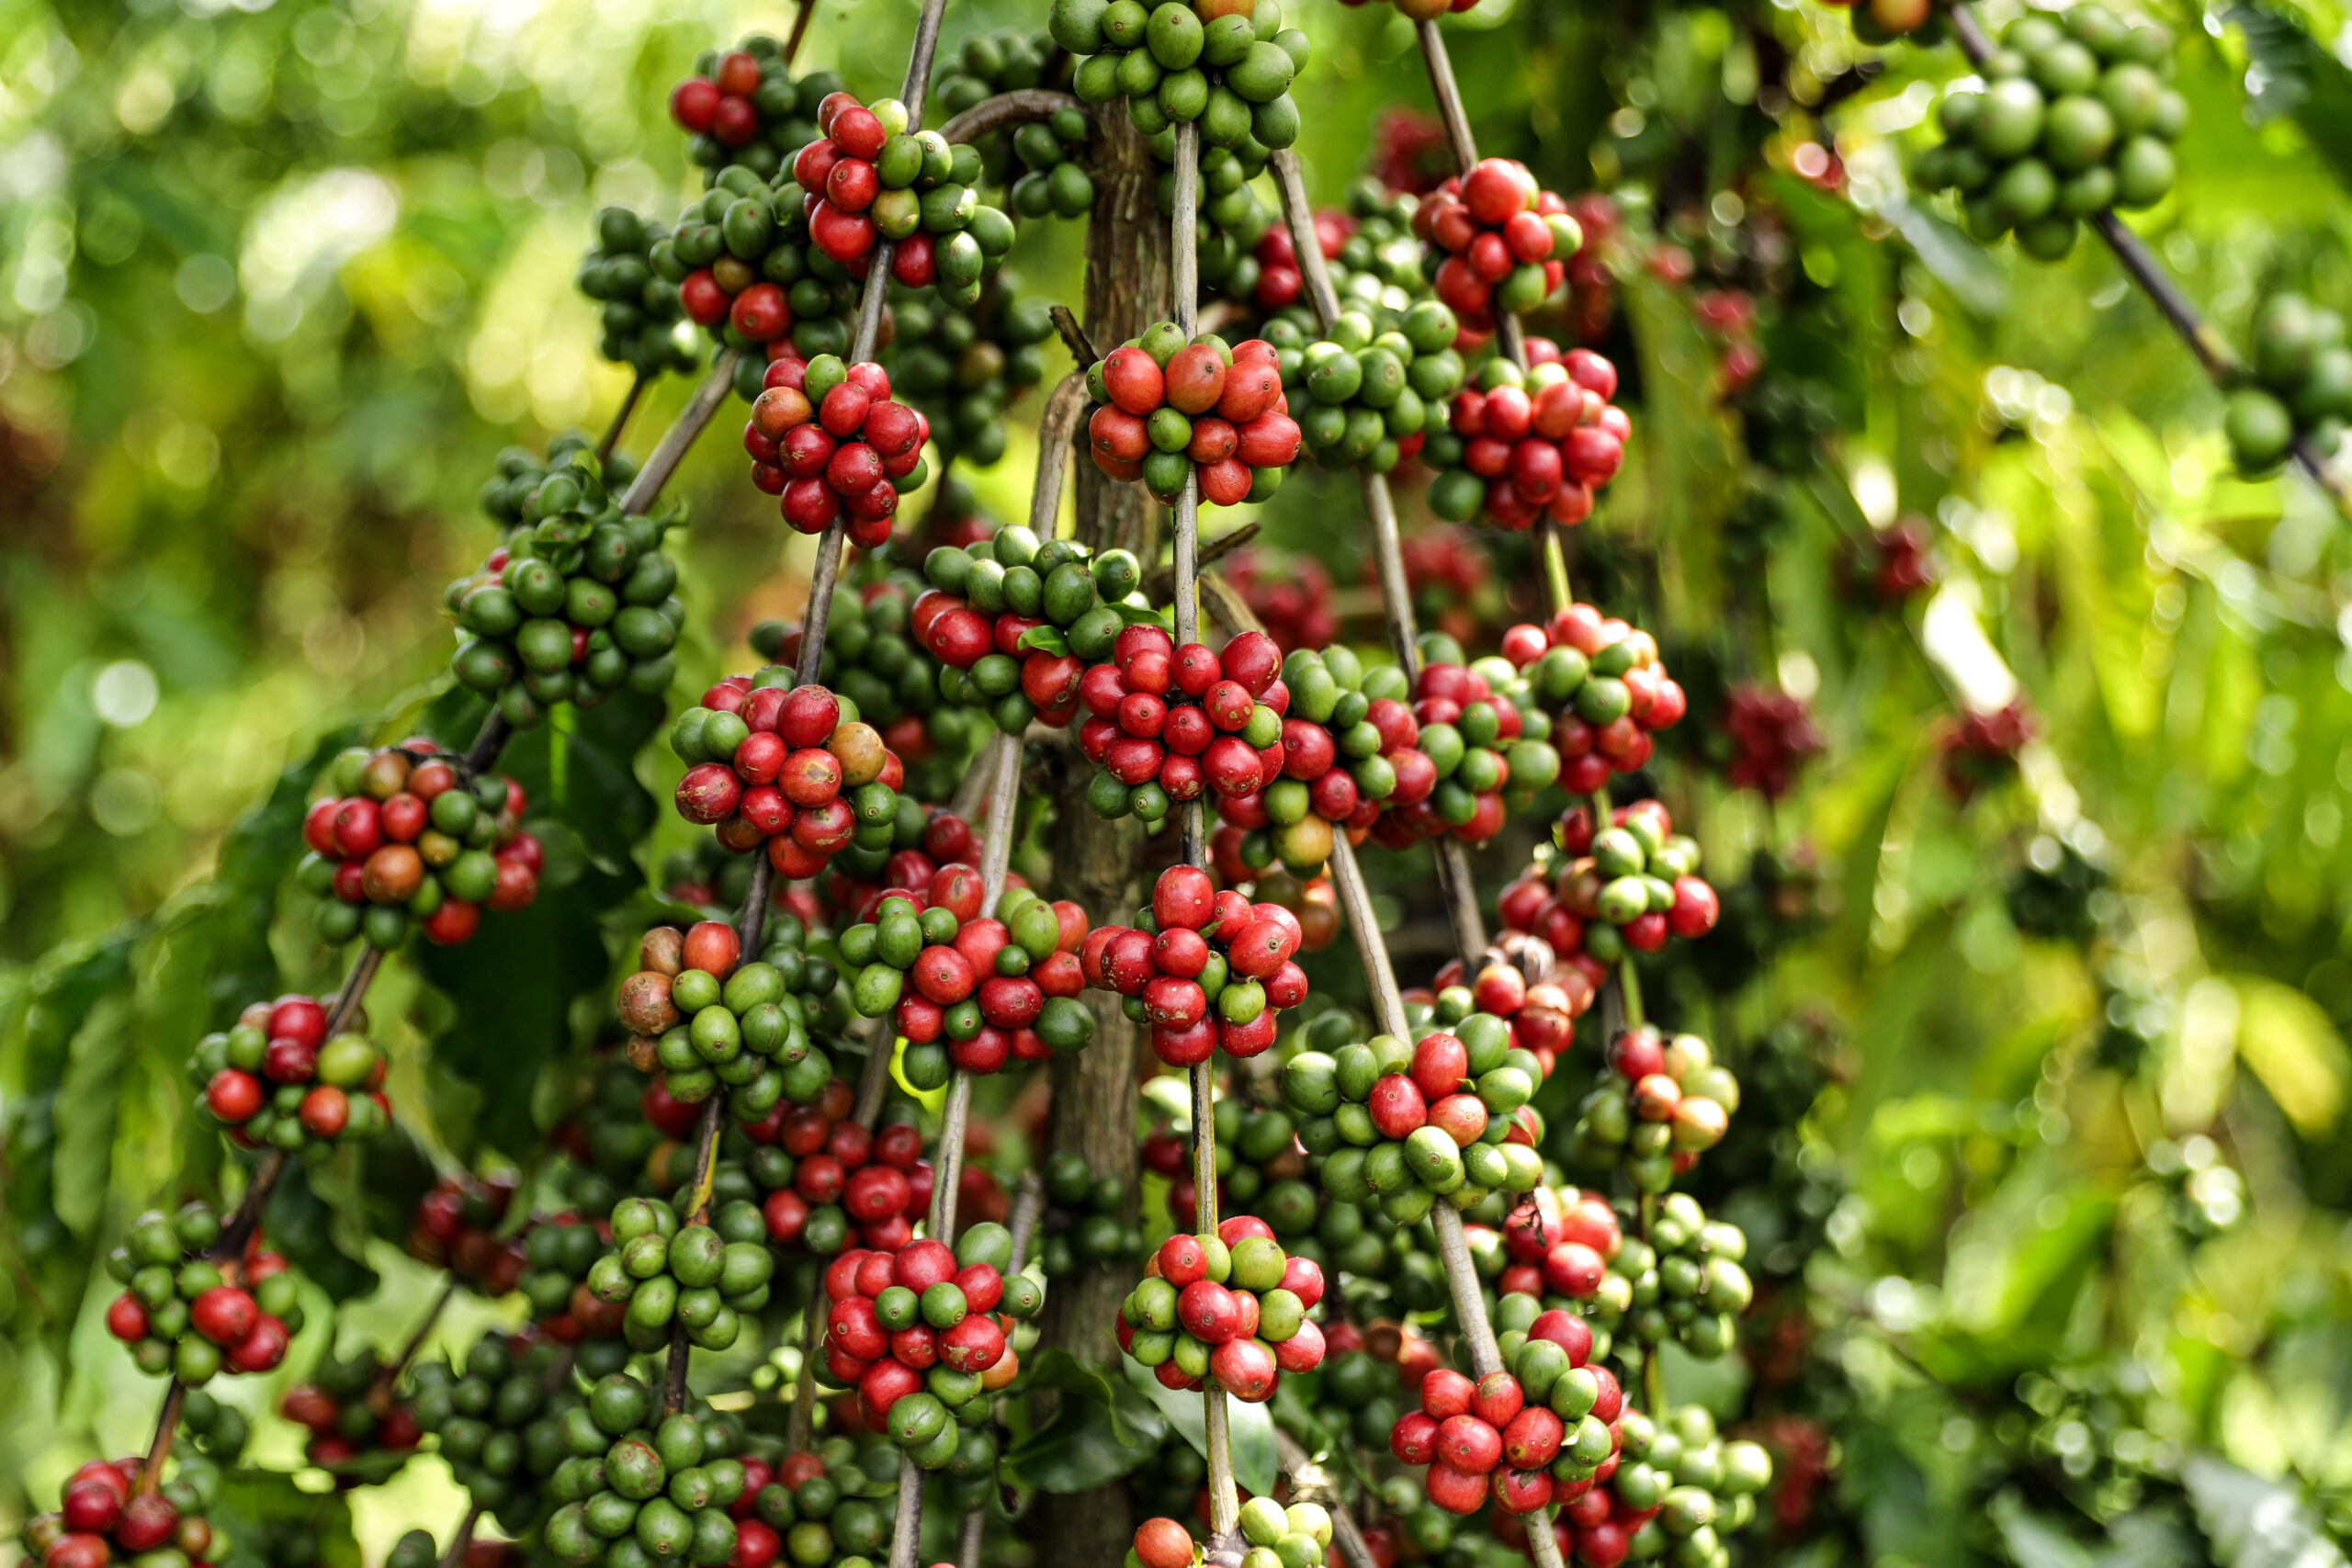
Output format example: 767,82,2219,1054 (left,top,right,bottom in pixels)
1142,521,1259,599
1047,304,1099,371
782,0,818,67
596,373,649,467
435,1505,483,1568
1029,373,1090,540
619,351,744,516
